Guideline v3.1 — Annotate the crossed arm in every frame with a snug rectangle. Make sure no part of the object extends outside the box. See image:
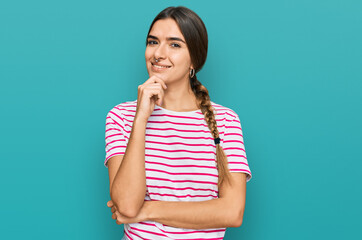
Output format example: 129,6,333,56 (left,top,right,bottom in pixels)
107,154,247,229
